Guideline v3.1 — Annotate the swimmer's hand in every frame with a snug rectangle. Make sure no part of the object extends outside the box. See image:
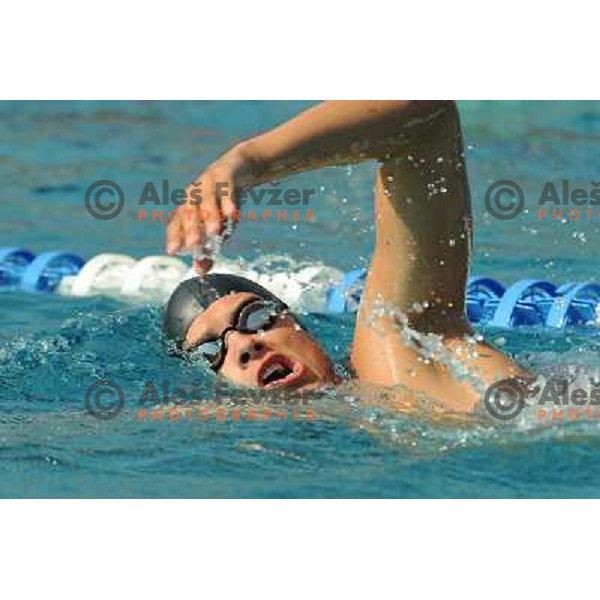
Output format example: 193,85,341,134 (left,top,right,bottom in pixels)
166,144,258,273
168,101,450,273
